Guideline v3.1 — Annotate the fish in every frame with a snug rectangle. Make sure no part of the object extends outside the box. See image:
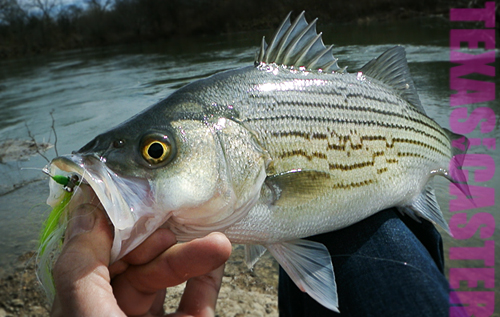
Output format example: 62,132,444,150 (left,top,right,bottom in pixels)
42,11,469,312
